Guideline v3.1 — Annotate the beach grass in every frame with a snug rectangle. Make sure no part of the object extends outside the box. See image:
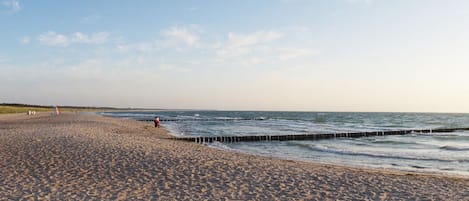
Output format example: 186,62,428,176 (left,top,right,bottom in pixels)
0,105,53,114
0,104,119,114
